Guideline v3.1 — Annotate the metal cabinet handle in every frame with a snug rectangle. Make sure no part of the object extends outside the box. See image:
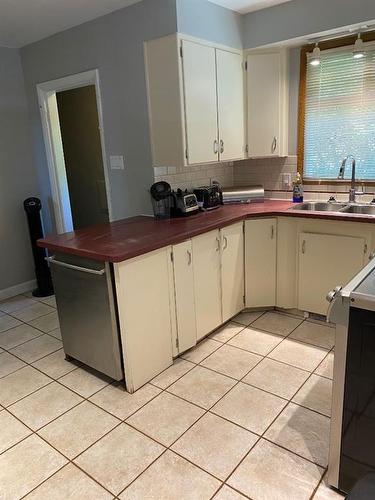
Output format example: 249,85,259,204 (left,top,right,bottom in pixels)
213,140,218,154
271,136,277,153
46,256,105,275
216,237,221,252
187,250,192,265
271,225,275,239
223,236,228,250
220,139,224,154
301,240,306,254
369,251,375,261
